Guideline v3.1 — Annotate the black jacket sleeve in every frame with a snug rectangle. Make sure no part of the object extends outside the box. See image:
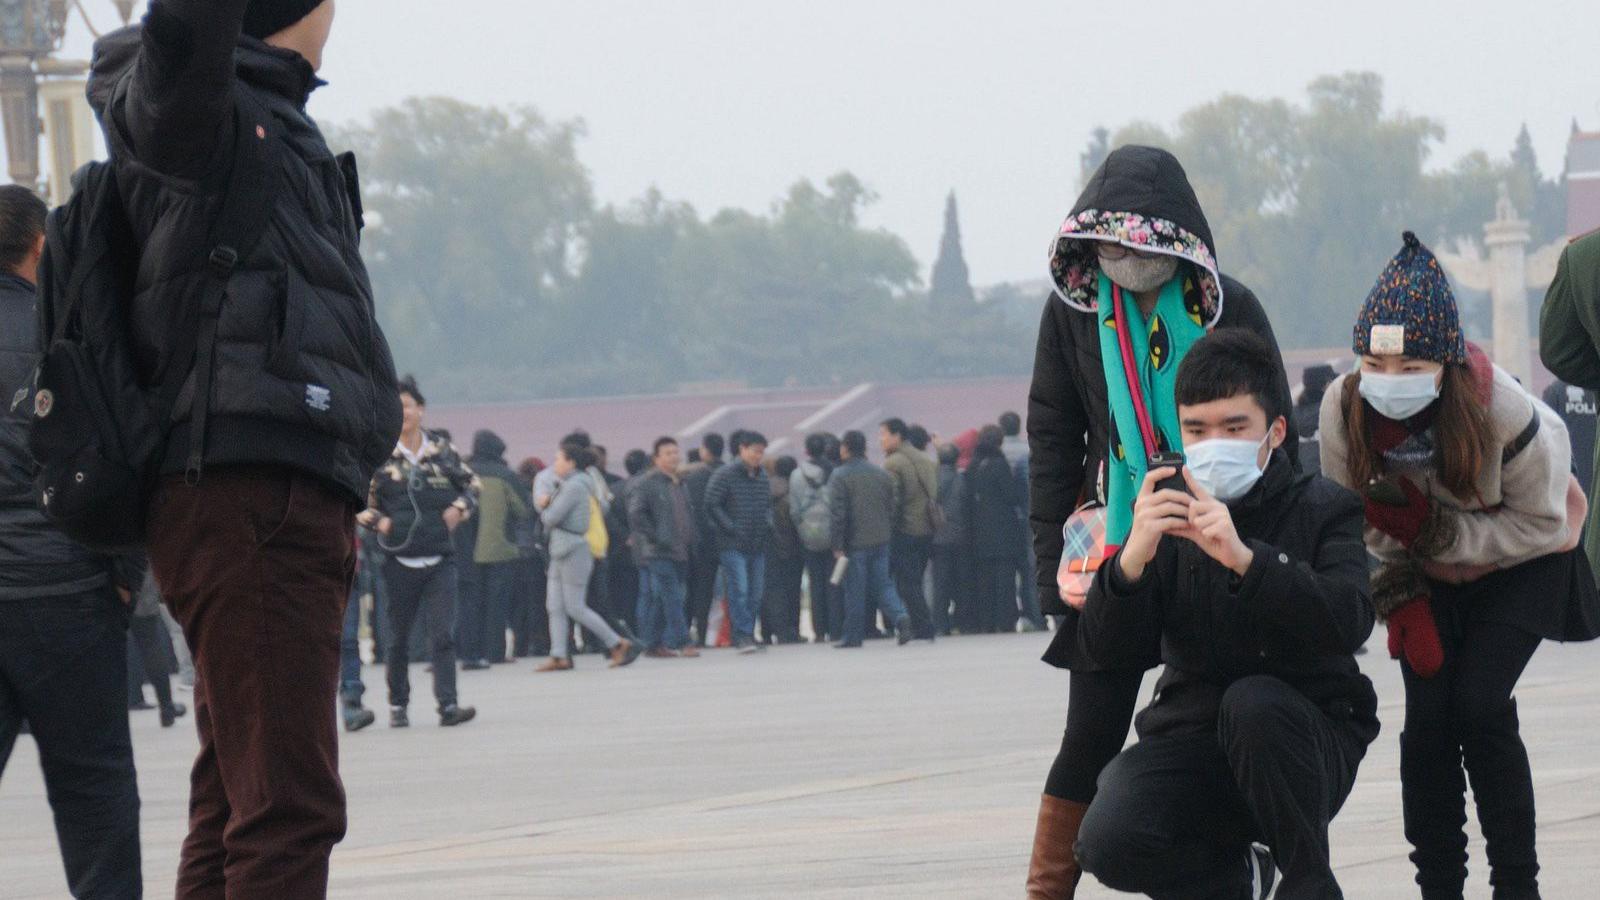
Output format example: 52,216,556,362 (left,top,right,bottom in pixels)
1076,548,1164,668
830,471,851,554
1219,278,1300,468
1235,485,1373,656
1028,297,1092,599
123,0,251,178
